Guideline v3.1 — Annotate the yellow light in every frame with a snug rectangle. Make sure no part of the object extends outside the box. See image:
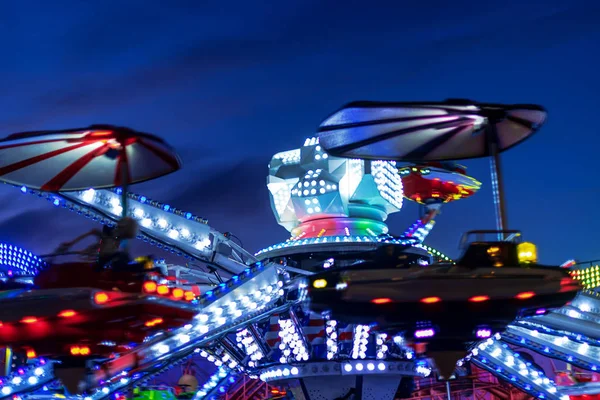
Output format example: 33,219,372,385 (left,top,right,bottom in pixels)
517,242,538,264
313,279,328,289
487,246,501,255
